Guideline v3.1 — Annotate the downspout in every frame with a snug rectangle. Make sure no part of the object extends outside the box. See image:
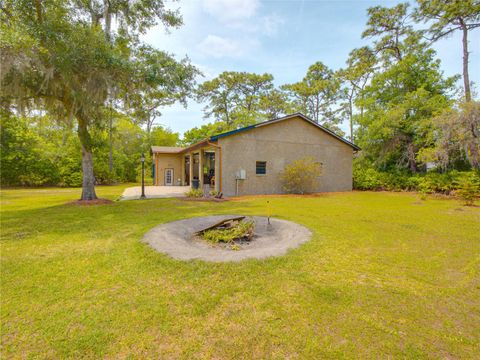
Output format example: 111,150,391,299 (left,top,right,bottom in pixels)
207,141,222,193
